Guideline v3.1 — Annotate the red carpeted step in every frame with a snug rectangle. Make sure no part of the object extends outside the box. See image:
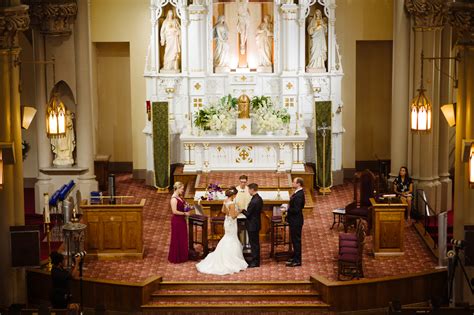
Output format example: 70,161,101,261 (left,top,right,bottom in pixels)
143,281,327,312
